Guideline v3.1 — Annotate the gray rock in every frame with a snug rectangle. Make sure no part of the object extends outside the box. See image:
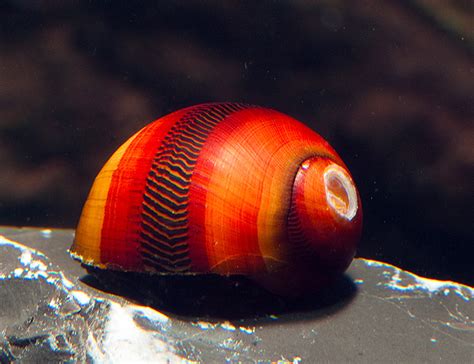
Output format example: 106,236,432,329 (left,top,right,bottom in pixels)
0,227,473,363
